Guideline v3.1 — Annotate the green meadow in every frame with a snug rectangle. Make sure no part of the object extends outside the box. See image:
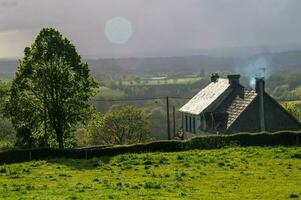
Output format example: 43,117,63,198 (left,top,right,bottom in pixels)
121,77,202,86
0,147,301,199
96,86,127,99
